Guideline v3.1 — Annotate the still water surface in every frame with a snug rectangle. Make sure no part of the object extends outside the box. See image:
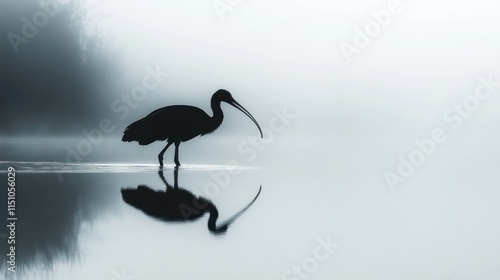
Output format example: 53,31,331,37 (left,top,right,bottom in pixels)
1,136,500,280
